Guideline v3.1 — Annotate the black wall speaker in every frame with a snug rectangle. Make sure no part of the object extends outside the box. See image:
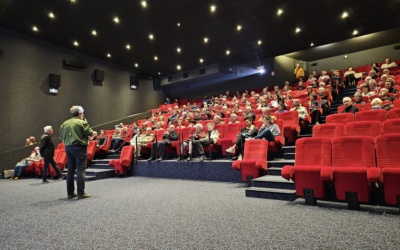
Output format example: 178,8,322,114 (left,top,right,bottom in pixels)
153,76,161,91
49,74,61,87
130,75,139,90
95,69,104,81
63,59,87,69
